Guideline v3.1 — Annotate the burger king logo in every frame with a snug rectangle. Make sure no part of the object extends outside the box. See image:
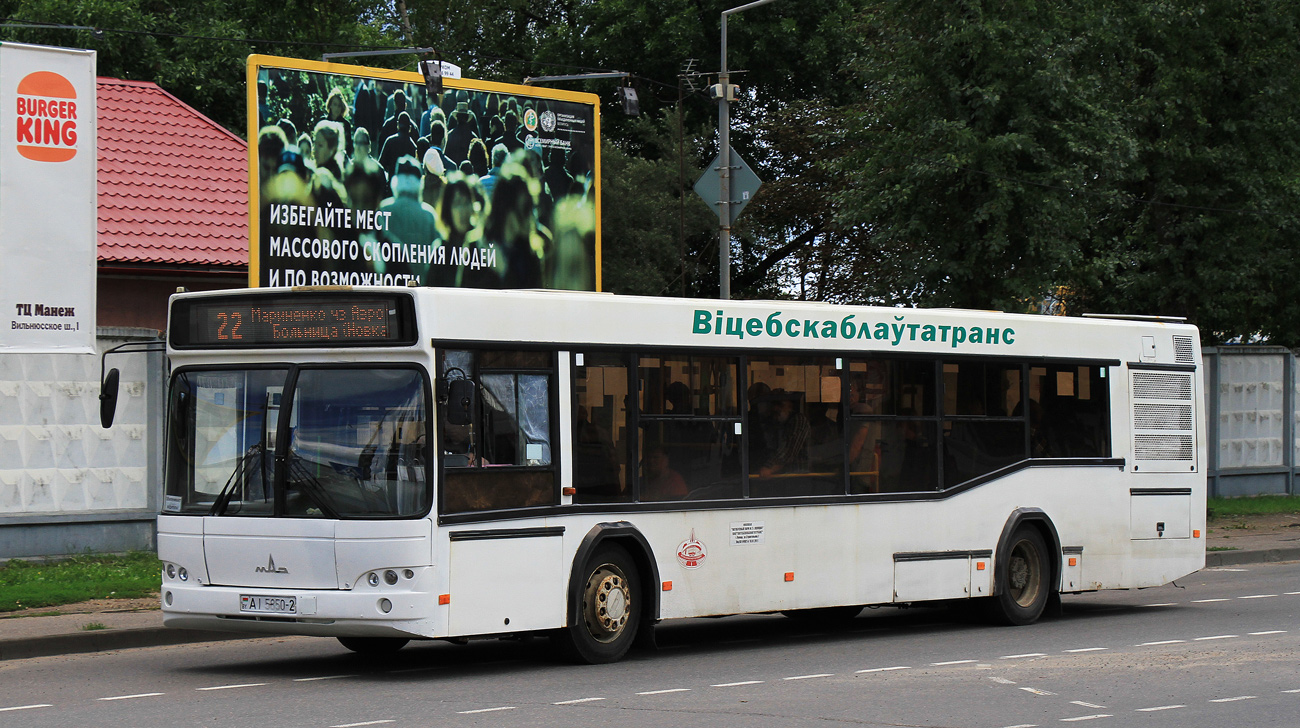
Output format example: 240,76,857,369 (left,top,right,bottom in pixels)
15,71,78,162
